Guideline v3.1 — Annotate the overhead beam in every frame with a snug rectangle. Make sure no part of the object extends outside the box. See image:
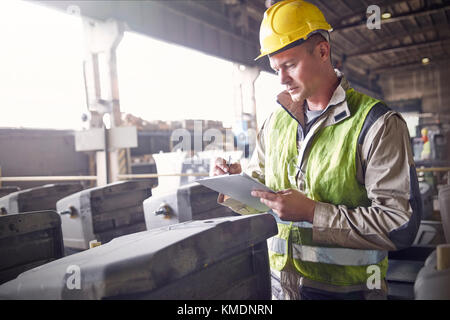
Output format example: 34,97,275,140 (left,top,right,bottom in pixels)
329,0,410,27
371,57,450,74
347,38,450,59
344,24,446,57
333,4,450,32
35,0,263,69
